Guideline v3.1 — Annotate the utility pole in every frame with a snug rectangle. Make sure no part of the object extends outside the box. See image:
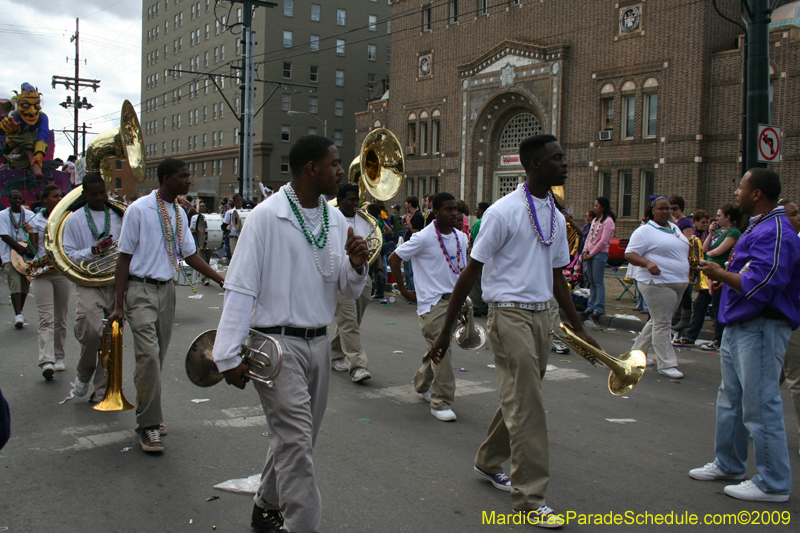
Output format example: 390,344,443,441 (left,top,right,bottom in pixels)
171,2,316,202
52,18,100,158
232,1,276,200
742,0,779,172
